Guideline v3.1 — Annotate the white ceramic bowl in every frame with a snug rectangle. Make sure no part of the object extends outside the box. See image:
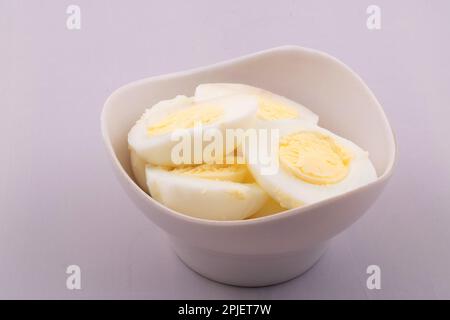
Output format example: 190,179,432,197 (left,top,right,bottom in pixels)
101,46,396,287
